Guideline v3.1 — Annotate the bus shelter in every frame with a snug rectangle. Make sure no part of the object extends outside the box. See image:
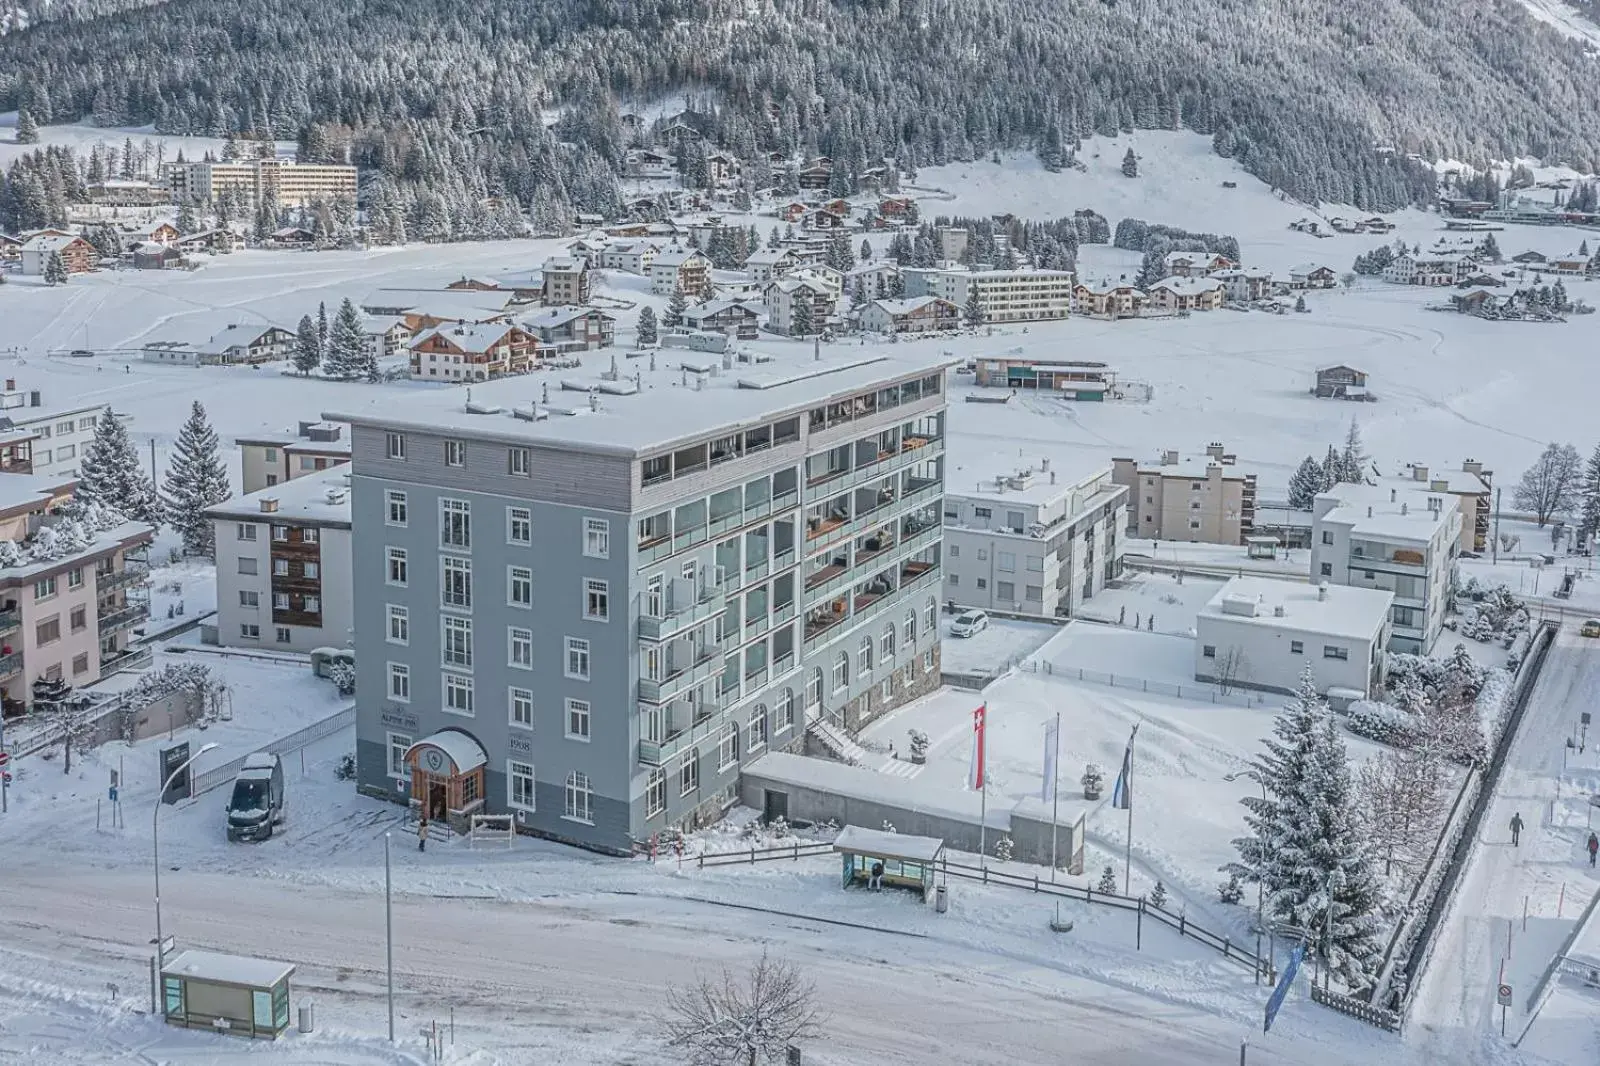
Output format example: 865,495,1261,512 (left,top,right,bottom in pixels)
834,825,945,902
160,949,295,1039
